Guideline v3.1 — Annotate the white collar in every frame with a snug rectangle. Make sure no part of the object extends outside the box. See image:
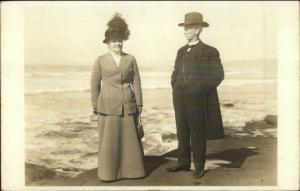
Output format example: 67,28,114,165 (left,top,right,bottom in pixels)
188,39,199,46
110,51,121,66
110,51,121,58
